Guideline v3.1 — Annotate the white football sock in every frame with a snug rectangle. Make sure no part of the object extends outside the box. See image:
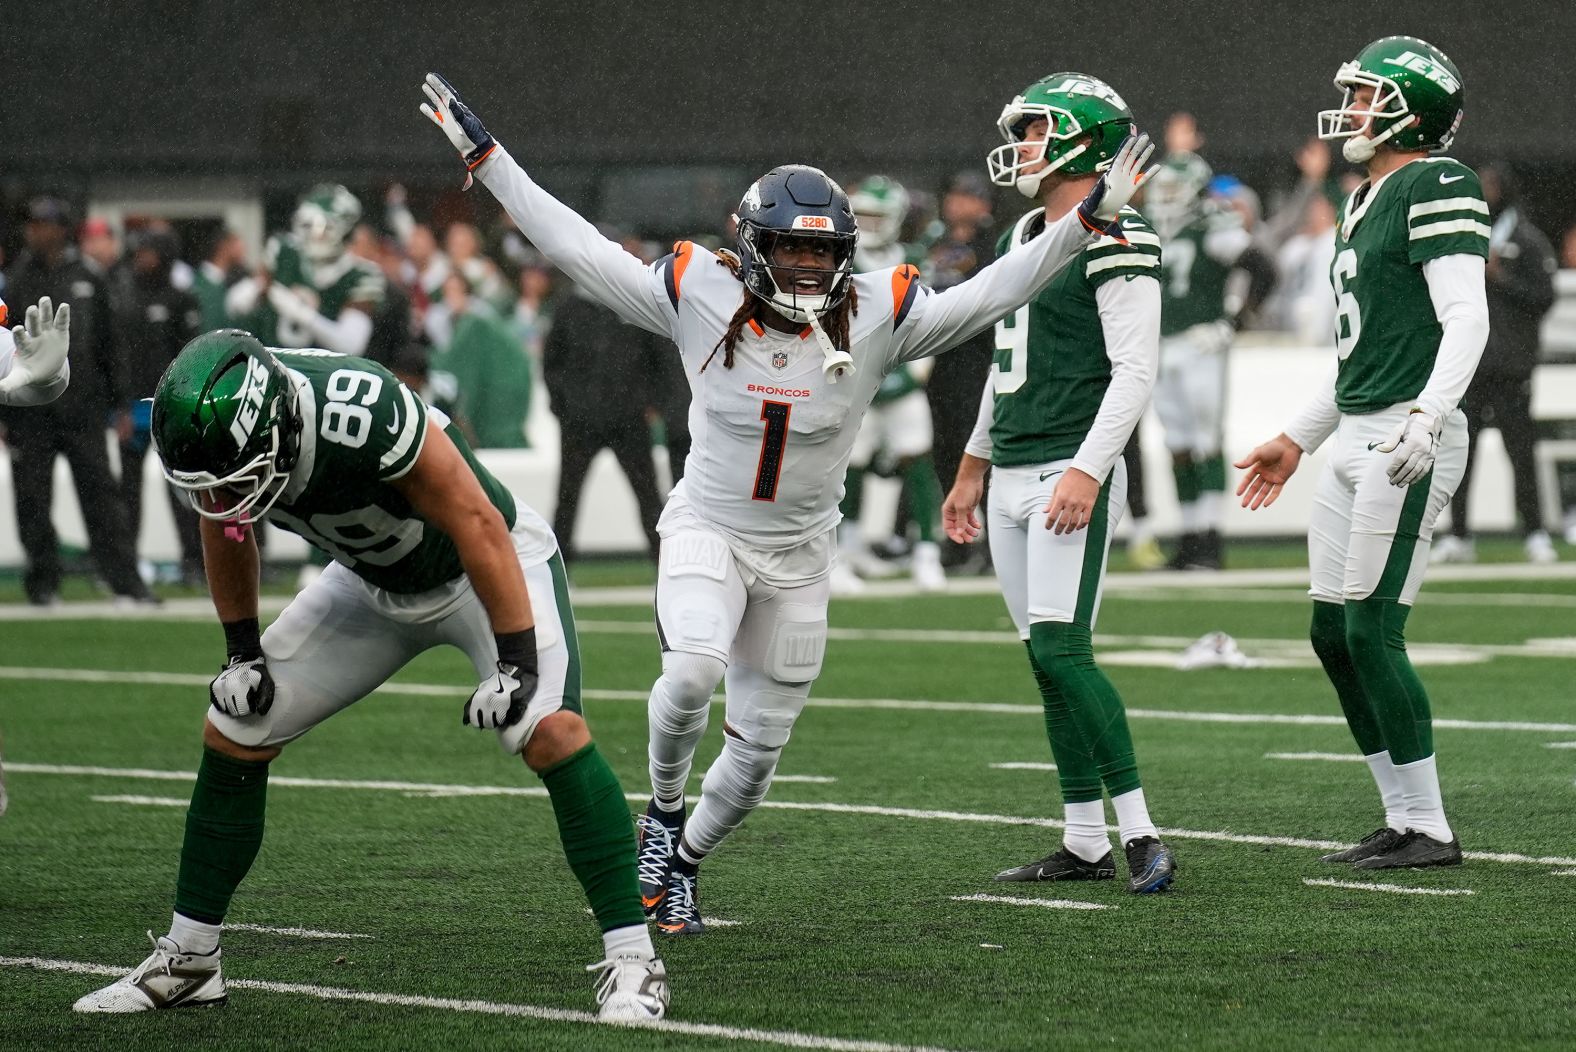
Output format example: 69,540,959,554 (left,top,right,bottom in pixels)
1394,754,1453,842
602,923,655,961
646,652,726,812
1364,751,1408,832
1197,490,1224,531
1178,501,1200,533
168,912,222,955
683,736,780,859
1112,787,1159,845
1062,800,1111,862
